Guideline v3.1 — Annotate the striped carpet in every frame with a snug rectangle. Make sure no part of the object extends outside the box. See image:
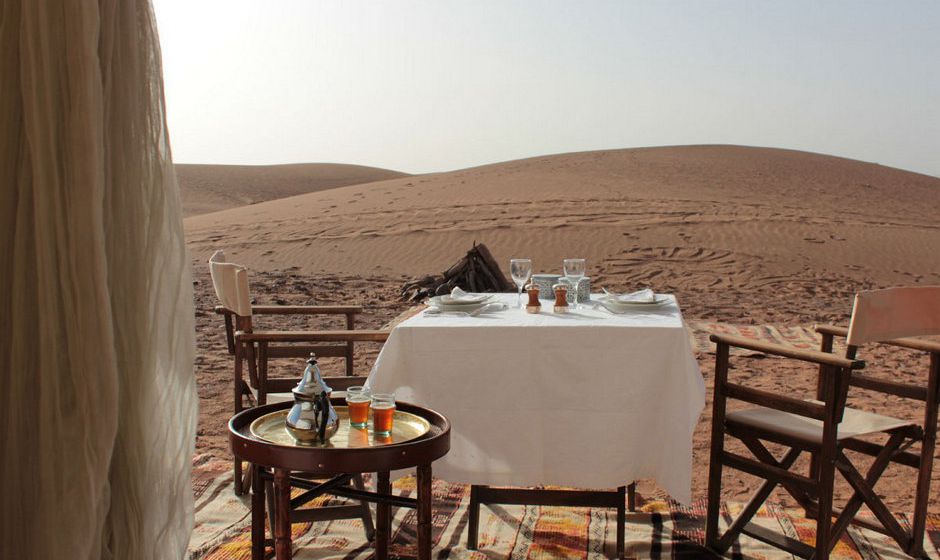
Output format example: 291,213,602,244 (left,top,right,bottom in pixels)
685,322,825,356
188,456,939,559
